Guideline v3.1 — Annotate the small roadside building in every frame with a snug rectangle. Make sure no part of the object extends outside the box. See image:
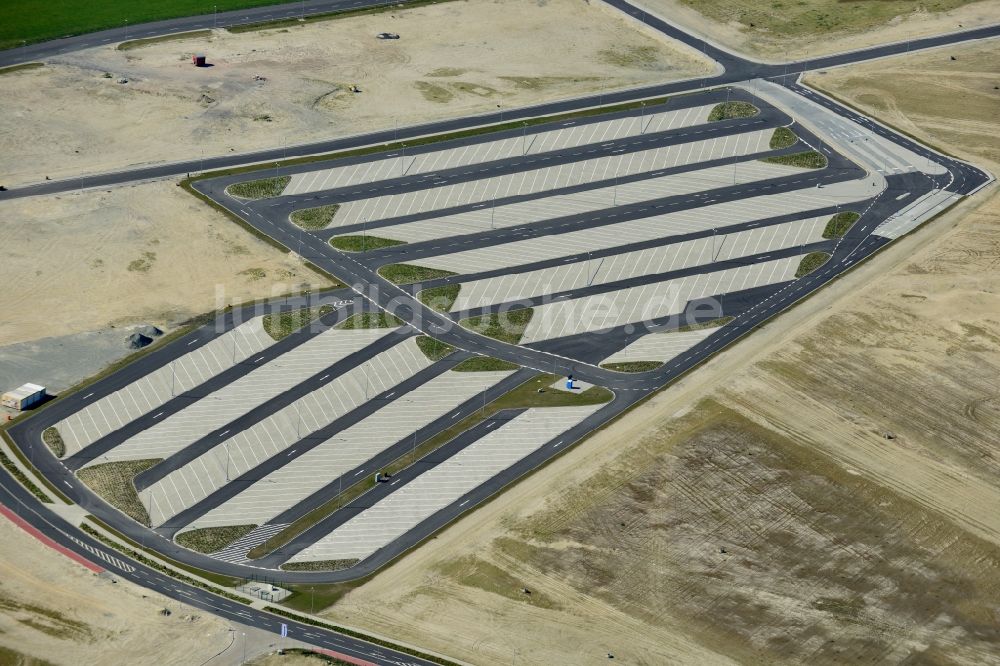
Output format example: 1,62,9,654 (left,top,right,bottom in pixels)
1,383,46,411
